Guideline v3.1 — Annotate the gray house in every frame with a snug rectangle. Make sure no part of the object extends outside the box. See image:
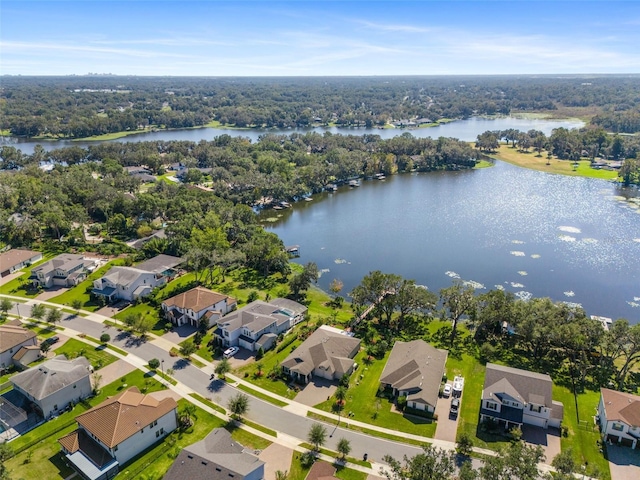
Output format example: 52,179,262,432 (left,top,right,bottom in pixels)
281,325,360,384
11,355,92,419
163,428,264,480
30,253,98,288
380,340,447,414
